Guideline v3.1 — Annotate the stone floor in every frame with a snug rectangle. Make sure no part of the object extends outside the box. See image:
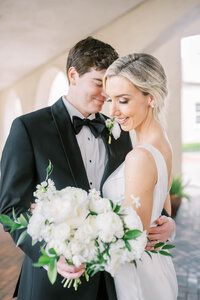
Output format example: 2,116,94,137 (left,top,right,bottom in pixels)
172,196,200,300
